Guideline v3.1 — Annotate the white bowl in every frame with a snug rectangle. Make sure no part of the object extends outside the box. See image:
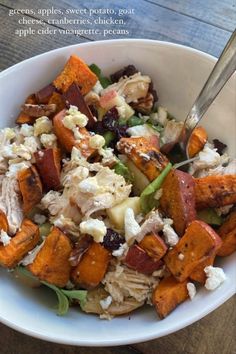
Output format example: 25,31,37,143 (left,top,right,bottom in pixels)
0,39,235,346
